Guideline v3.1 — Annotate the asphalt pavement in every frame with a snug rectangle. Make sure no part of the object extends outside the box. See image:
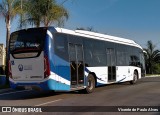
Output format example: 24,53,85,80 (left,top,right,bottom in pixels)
0,77,160,115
